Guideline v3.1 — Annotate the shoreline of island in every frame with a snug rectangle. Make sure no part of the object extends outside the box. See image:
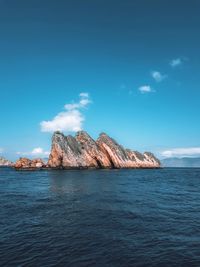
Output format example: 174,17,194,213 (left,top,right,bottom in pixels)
11,131,161,170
